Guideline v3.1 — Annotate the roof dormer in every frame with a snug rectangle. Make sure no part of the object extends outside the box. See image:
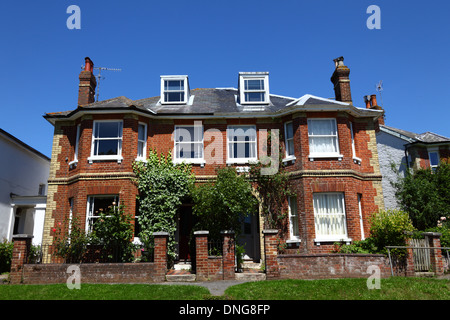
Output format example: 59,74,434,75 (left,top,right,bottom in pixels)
160,75,190,104
238,72,270,105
